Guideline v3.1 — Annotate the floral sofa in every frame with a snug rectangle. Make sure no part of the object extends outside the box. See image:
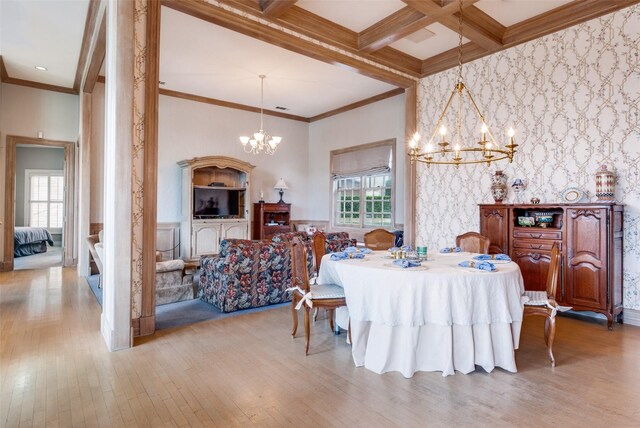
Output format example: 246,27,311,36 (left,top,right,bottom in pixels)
198,232,357,313
199,238,293,312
